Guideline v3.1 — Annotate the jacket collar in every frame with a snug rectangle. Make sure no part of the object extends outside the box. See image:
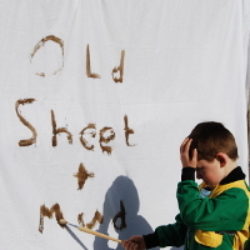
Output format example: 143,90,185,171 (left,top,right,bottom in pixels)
219,166,245,185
